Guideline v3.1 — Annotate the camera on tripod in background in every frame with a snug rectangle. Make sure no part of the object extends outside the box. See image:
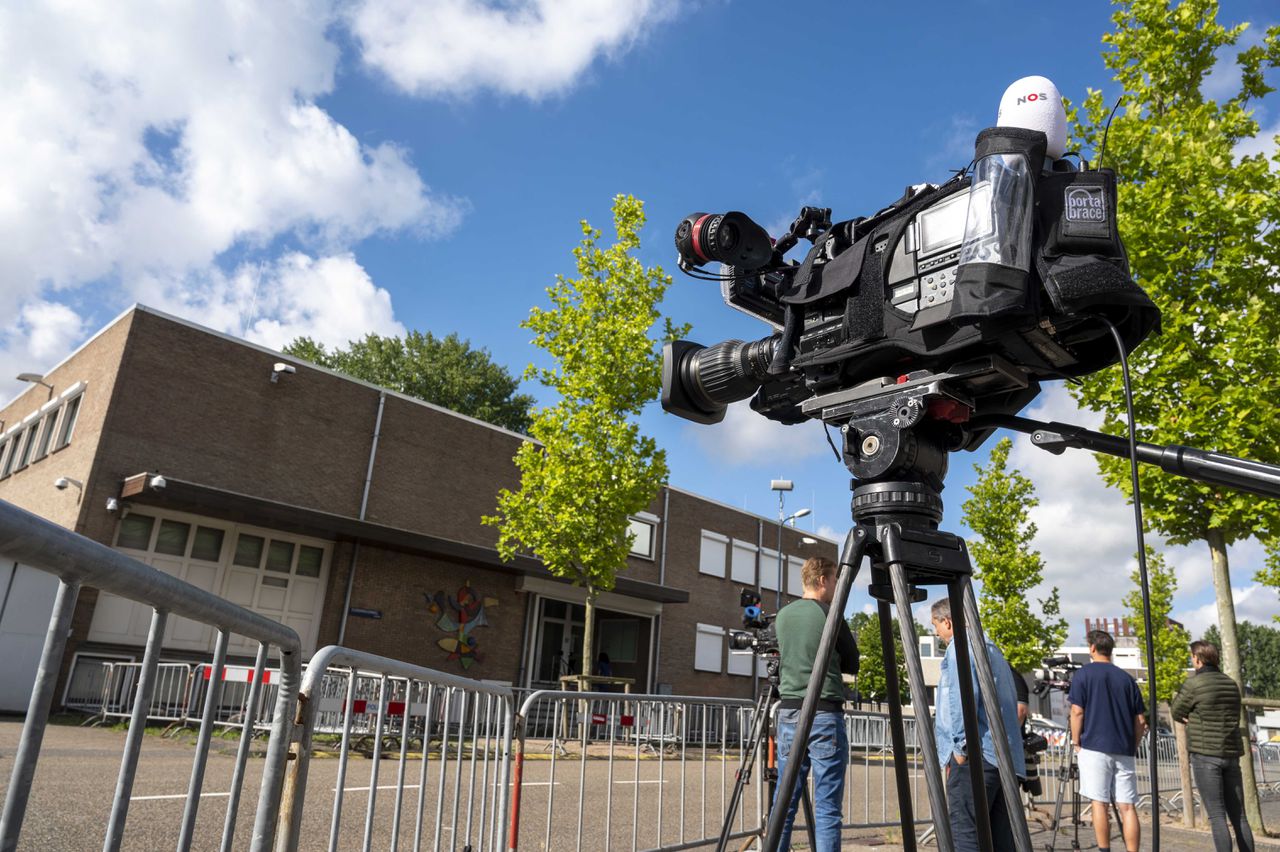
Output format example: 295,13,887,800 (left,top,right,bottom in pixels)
1033,654,1083,695
727,589,778,657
